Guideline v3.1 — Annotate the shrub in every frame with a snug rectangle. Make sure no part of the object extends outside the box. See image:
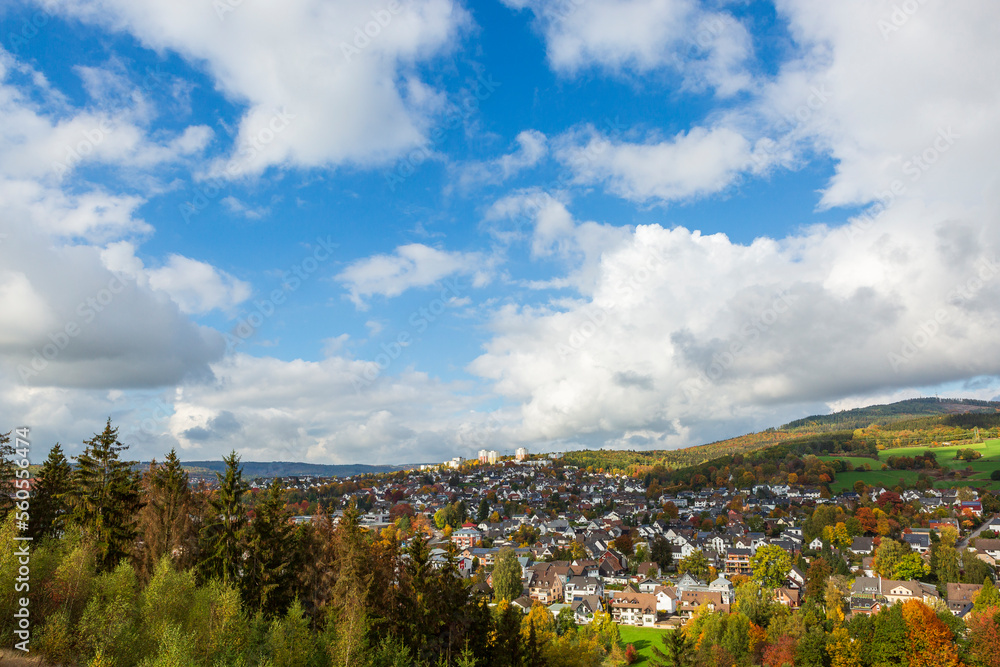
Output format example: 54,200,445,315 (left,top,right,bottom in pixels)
35,609,76,665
